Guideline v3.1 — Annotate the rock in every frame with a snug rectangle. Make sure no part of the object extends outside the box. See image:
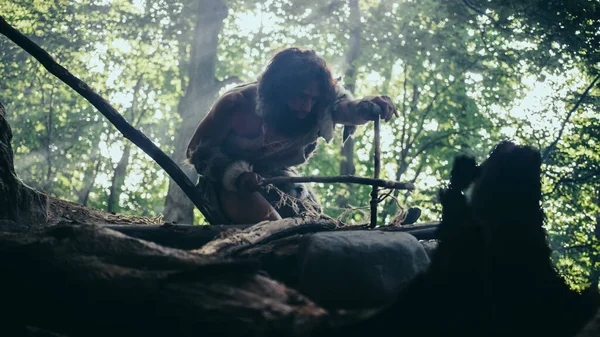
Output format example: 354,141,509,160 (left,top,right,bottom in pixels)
419,240,439,259
297,230,430,309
